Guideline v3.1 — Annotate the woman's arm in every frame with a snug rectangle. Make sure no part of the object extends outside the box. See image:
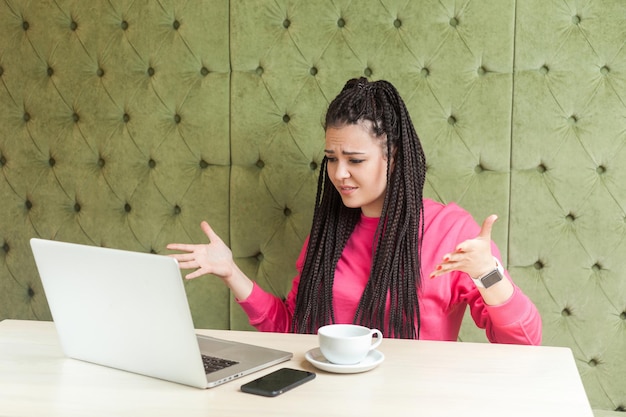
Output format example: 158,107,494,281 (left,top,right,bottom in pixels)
429,213,542,345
